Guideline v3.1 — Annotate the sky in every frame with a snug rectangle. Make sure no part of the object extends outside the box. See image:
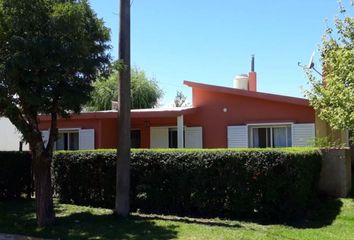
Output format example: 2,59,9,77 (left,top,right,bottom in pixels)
89,0,353,106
